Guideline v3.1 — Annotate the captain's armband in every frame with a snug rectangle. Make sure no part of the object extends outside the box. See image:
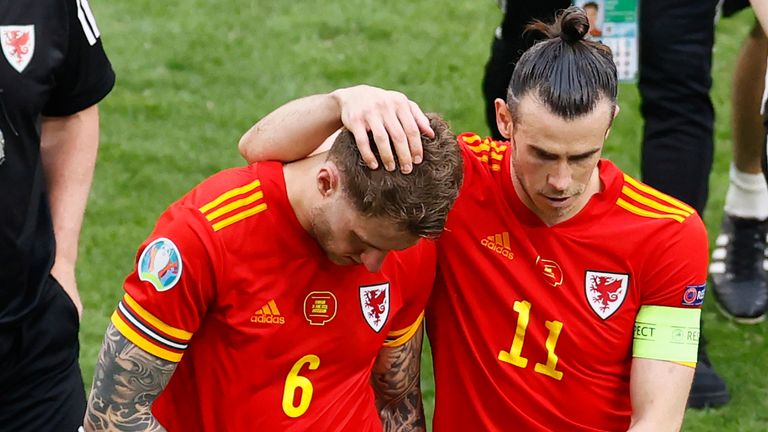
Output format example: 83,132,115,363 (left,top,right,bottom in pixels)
632,305,700,363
